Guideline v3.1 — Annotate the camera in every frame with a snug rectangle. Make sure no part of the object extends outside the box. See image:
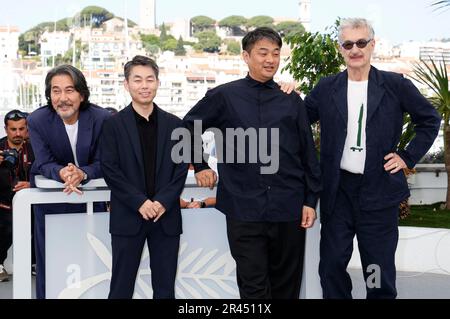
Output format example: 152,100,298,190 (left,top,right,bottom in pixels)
0,149,19,167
